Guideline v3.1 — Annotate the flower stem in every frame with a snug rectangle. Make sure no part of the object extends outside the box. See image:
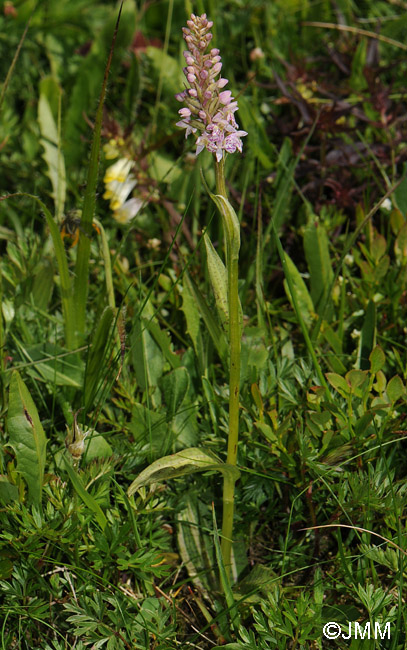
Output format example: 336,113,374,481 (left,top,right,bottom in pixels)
215,157,241,578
